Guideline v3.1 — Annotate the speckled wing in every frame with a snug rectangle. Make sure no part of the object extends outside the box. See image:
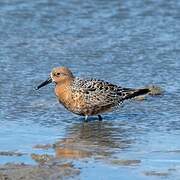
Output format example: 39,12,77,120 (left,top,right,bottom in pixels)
71,78,134,111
